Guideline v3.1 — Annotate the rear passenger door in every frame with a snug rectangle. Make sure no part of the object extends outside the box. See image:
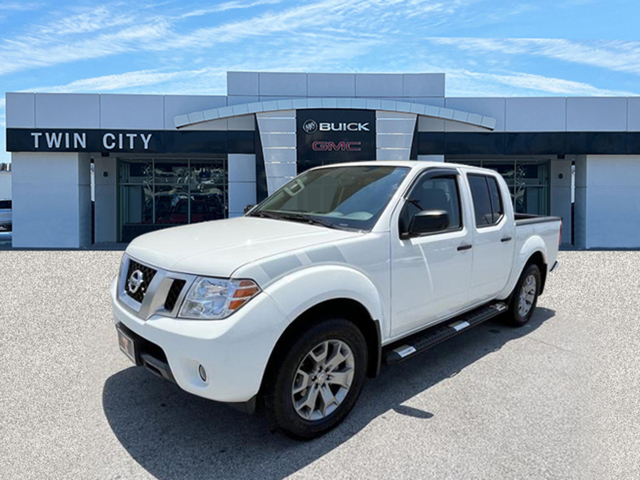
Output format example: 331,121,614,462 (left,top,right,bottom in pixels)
466,173,515,304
